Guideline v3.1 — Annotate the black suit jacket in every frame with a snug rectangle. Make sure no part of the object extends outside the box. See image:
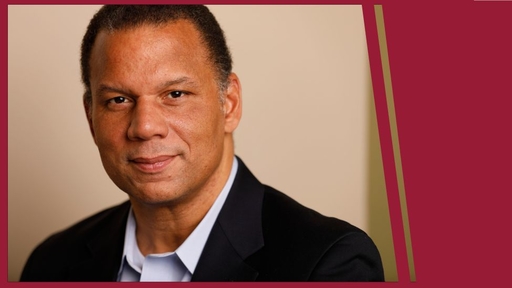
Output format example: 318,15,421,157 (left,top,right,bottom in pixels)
20,158,384,281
